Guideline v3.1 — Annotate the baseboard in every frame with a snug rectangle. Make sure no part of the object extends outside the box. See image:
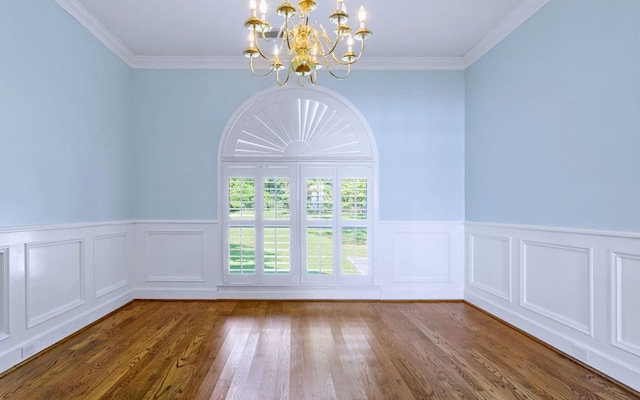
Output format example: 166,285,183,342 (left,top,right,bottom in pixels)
133,288,218,300
464,221,640,392
465,292,640,392
216,285,382,300
0,291,133,374
381,286,464,300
